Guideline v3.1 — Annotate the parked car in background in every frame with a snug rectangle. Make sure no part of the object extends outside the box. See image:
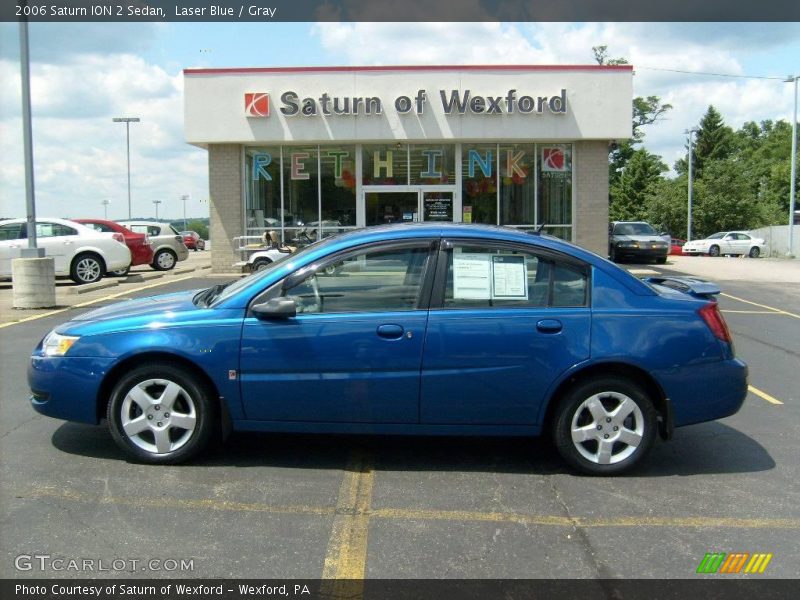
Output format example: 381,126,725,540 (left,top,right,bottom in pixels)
0,217,130,284
682,231,767,258
180,231,205,251
608,221,670,264
118,221,189,271
29,223,747,475
75,219,154,276
669,238,686,256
